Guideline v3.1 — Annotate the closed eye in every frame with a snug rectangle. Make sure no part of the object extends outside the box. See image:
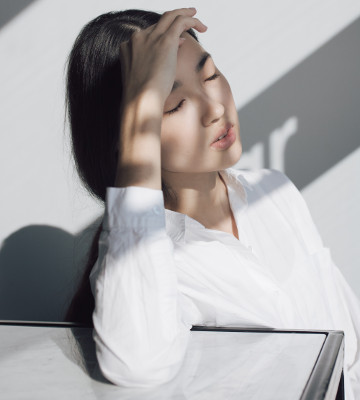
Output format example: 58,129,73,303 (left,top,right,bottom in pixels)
165,73,220,115
206,72,220,81
165,99,185,115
